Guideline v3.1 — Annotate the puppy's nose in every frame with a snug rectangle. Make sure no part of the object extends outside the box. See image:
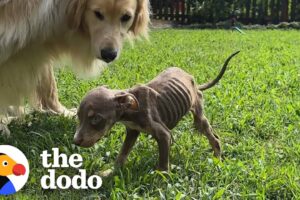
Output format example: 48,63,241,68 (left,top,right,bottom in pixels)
73,137,83,146
101,48,118,63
